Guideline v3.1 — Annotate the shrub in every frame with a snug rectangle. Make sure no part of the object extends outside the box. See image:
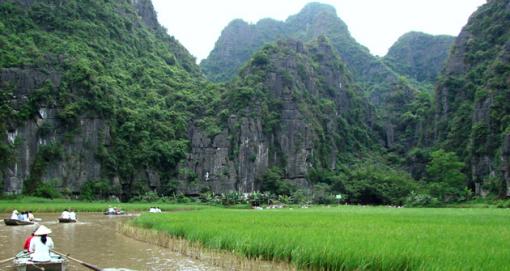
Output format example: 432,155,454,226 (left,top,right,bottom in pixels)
33,181,62,199
252,52,269,66
425,149,468,202
259,167,296,195
404,191,440,207
130,191,160,202
342,162,418,205
495,200,510,208
80,179,119,201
